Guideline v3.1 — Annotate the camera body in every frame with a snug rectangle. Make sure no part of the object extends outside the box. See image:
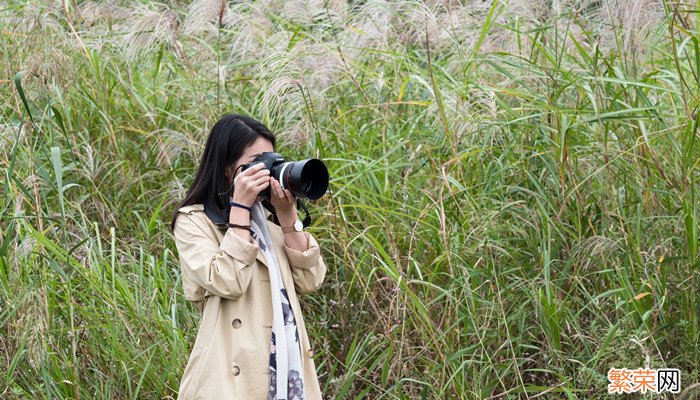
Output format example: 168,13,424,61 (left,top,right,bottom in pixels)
241,152,329,200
